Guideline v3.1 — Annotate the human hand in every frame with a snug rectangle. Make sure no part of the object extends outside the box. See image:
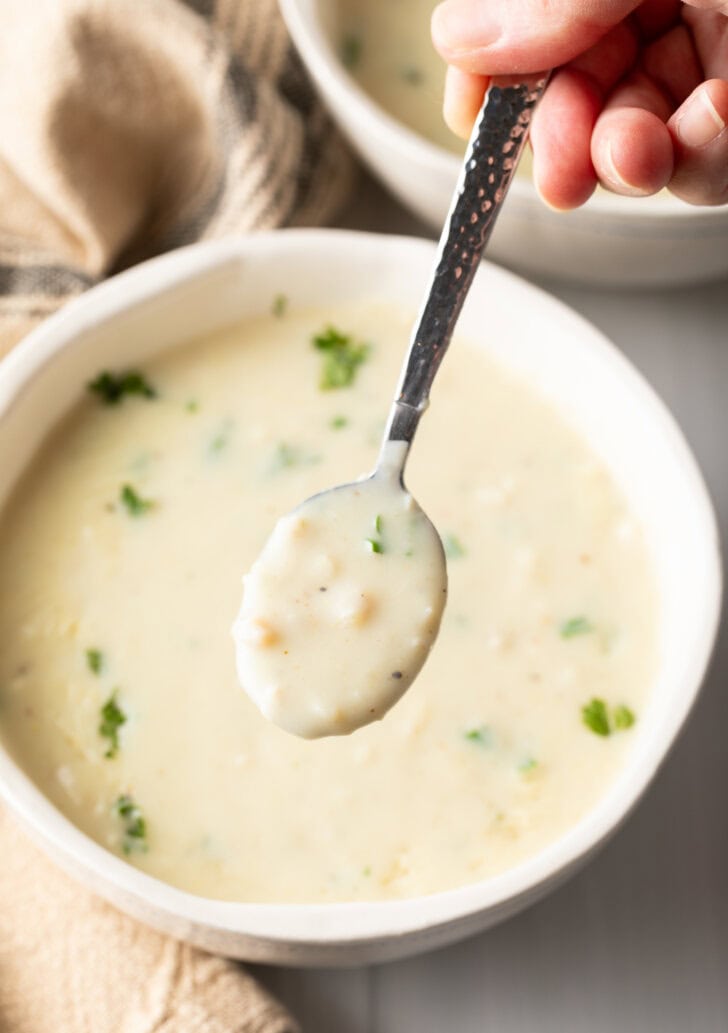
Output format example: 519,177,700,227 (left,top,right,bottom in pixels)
432,0,728,207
